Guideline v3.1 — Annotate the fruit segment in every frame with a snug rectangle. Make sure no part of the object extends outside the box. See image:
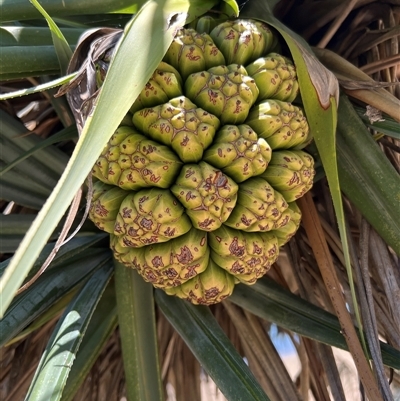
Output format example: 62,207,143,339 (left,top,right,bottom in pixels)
133,96,220,163
203,124,272,183
171,161,238,232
